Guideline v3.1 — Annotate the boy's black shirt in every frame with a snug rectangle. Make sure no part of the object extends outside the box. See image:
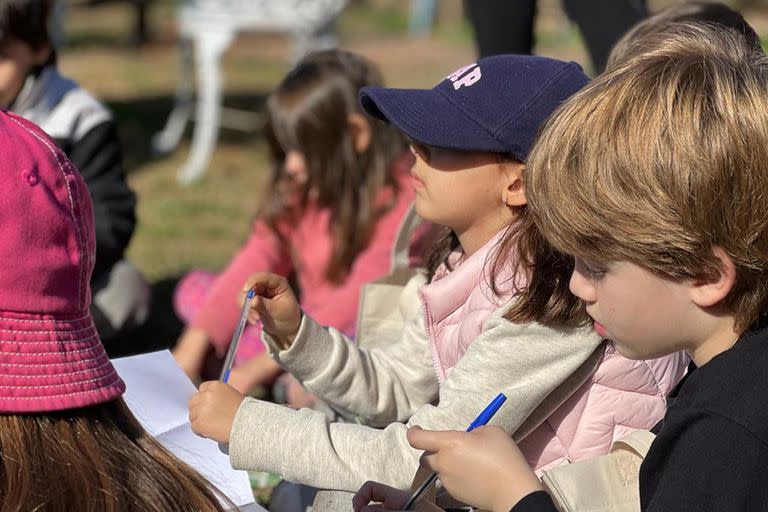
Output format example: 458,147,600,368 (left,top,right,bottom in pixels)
512,323,768,512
